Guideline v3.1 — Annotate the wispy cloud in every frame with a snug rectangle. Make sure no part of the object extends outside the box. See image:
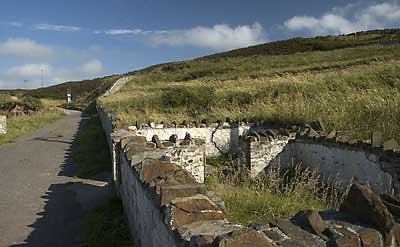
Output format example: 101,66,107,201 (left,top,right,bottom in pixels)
284,1,400,35
0,38,54,60
32,23,81,32
104,29,143,35
149,23,266,50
